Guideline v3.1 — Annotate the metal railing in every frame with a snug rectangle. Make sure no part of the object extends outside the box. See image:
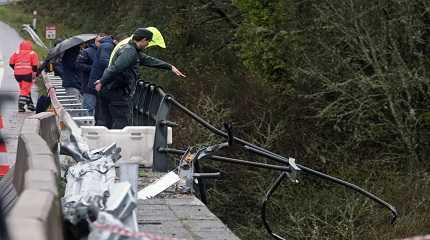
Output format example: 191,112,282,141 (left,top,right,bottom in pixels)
42,72,91,154
22,24,48,49
130,81,173,171
130,79,399,237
